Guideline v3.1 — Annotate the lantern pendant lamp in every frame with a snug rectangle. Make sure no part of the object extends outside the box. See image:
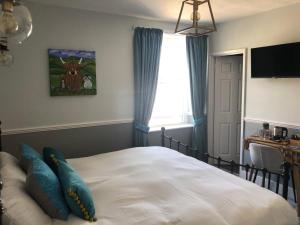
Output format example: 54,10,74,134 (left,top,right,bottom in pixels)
0,0,33,44
175,0,216,36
